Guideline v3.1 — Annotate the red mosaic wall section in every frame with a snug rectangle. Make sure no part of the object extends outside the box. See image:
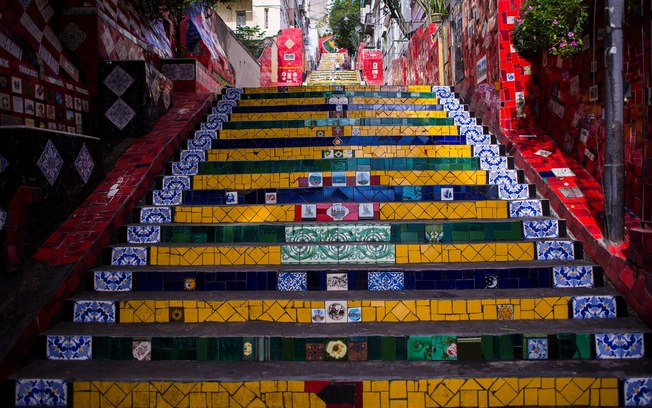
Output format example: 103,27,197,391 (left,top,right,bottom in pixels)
259,42,275,87
278,28,304,85
388,56,407,86
361,49,384,85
